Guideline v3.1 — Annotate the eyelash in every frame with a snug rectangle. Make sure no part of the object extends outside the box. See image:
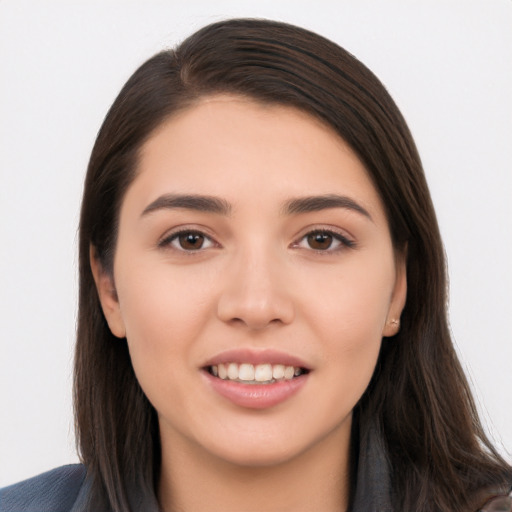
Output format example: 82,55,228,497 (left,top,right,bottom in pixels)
158,228,355,253
296,228,356,252
158,229,217,252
